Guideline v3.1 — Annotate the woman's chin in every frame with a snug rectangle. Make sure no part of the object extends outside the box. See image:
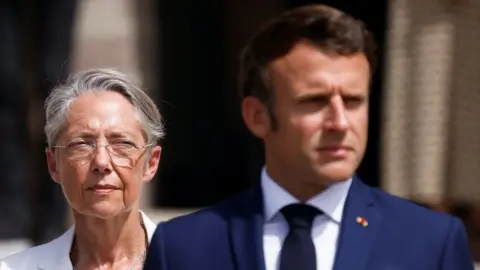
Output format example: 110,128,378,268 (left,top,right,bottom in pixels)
76,202,126,219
